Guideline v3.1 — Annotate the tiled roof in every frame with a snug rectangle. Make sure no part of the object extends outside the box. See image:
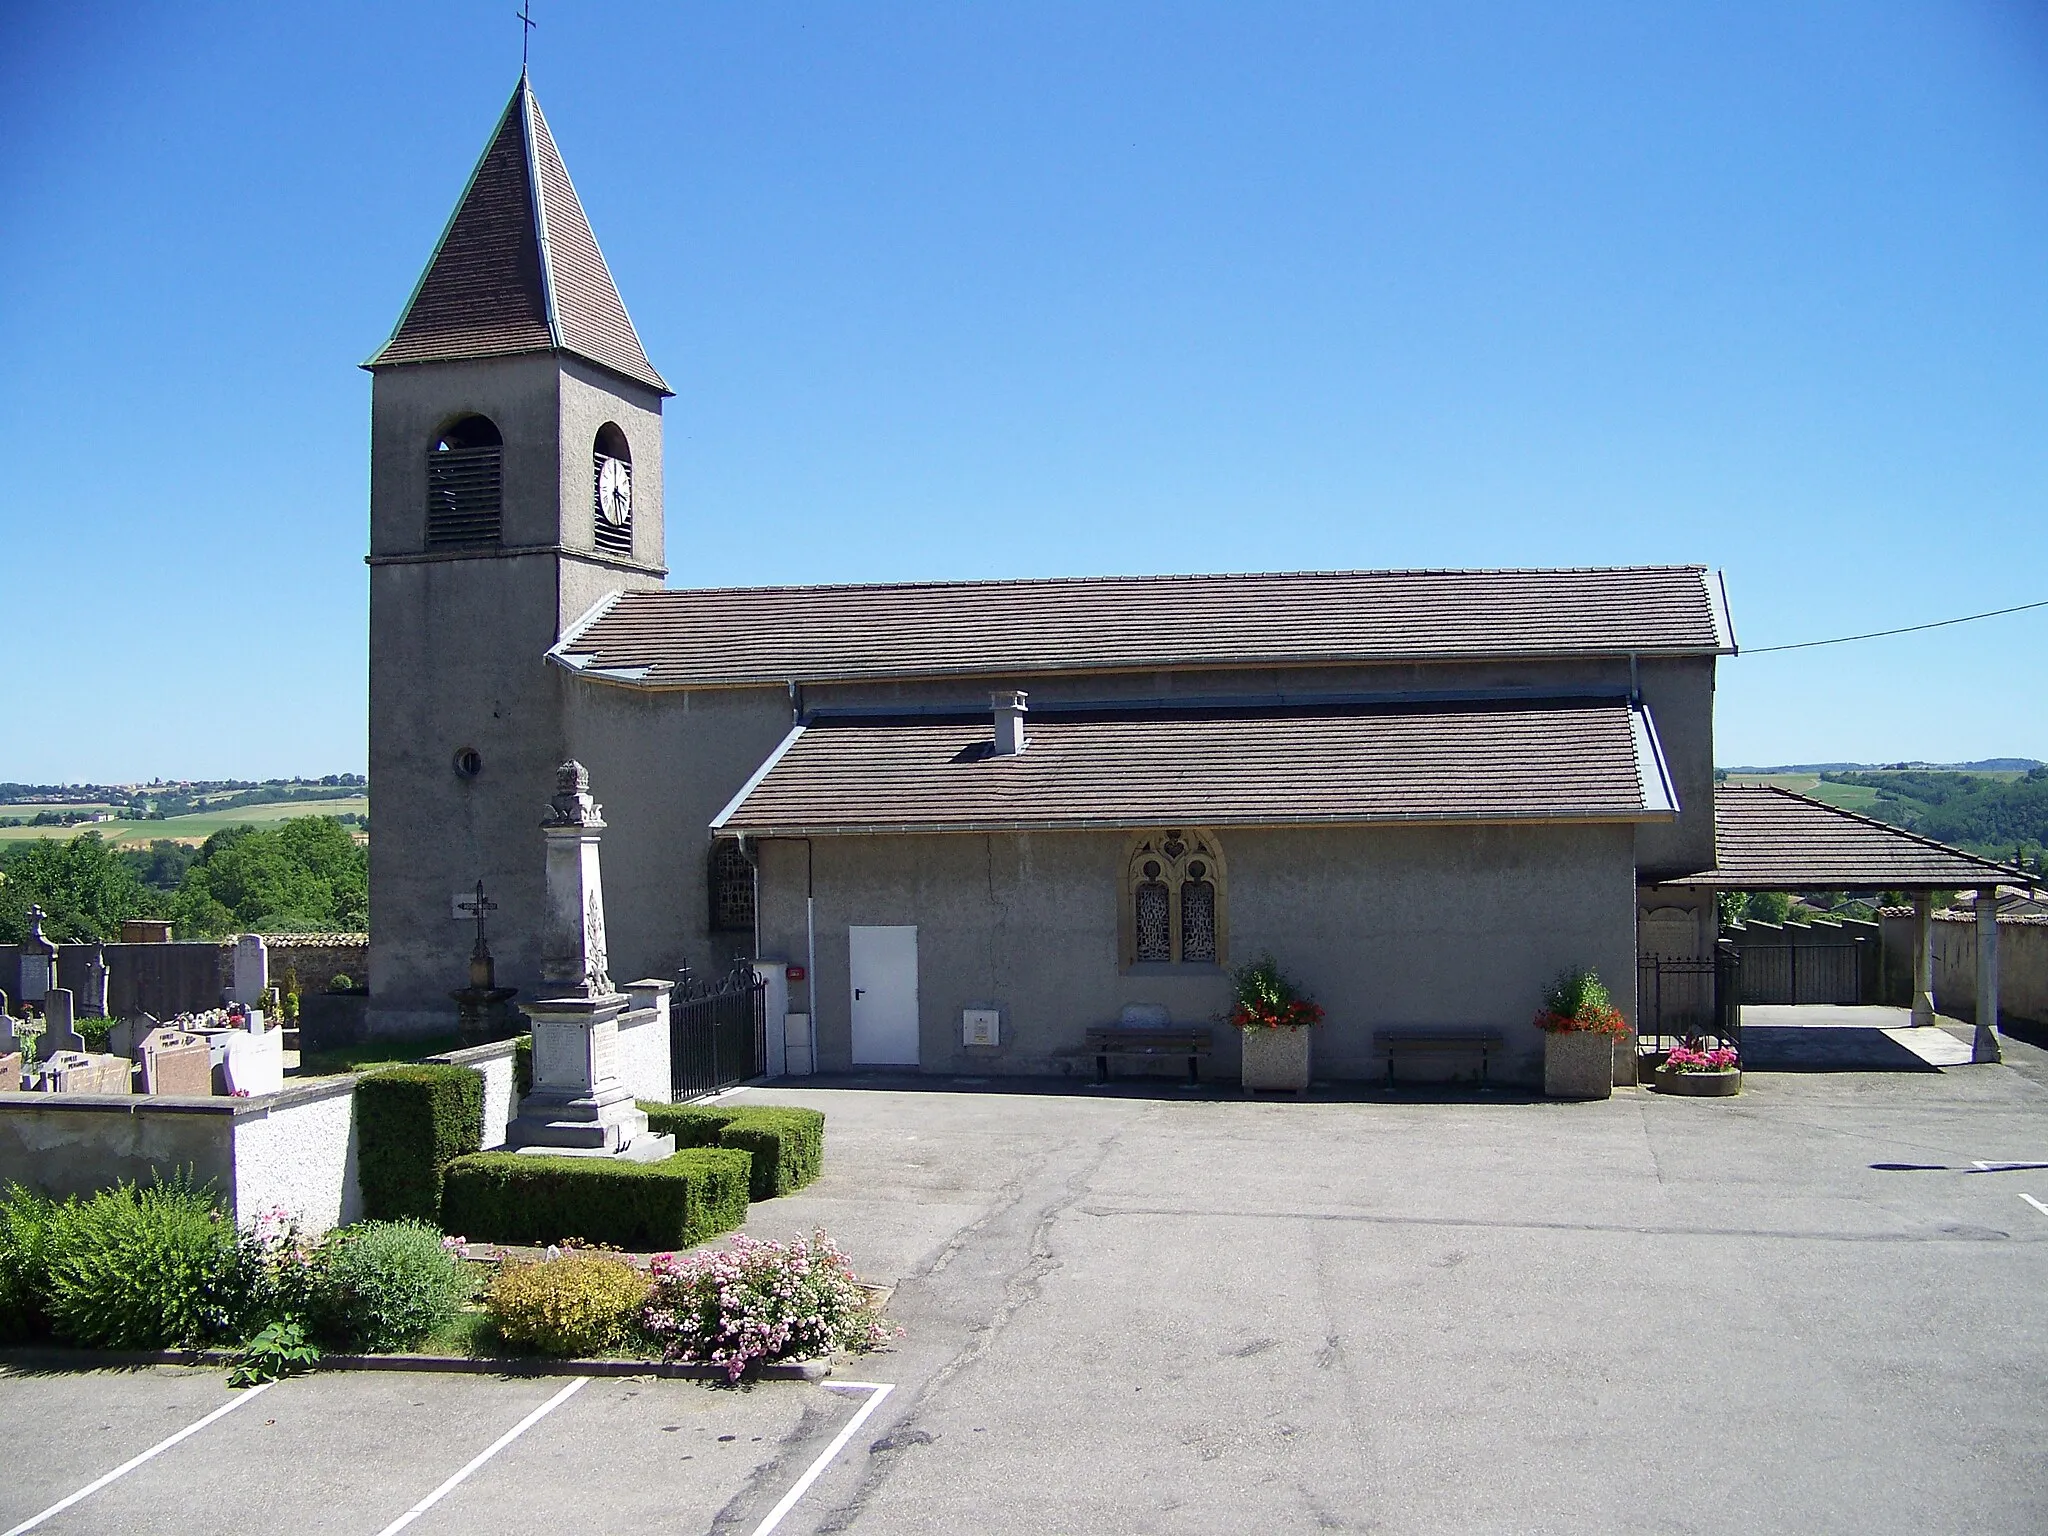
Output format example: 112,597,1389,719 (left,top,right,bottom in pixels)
1667,787,2023,890
557,566,1734,689
712,698,1675,835
366,75,667,394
